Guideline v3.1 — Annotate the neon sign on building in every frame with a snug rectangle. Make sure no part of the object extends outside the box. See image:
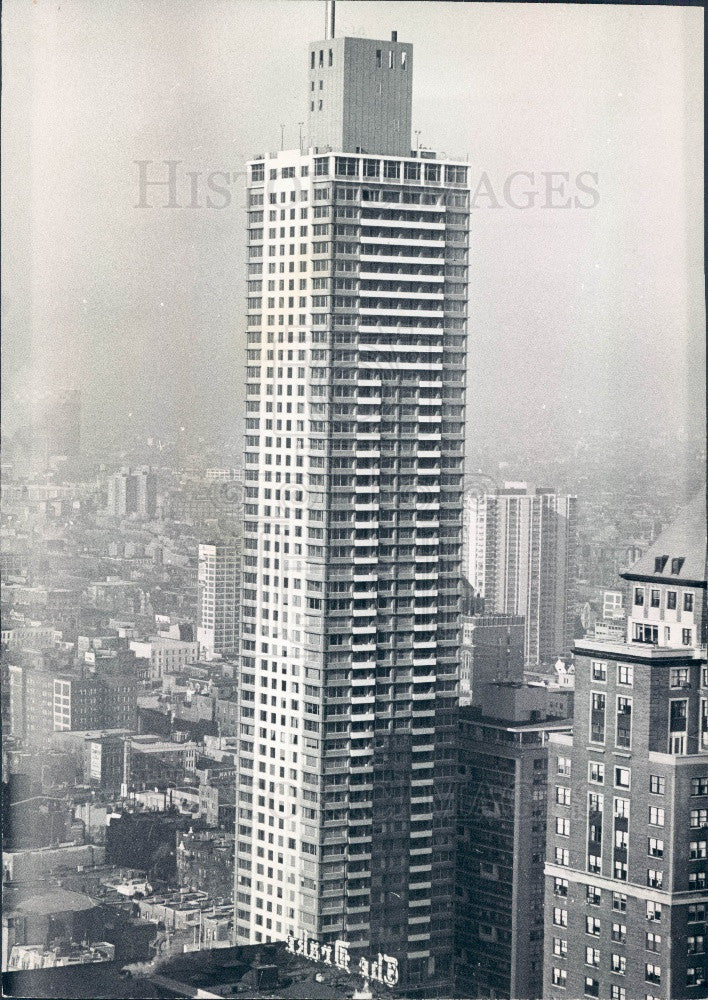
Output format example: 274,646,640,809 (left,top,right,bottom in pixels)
286,932,399,988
